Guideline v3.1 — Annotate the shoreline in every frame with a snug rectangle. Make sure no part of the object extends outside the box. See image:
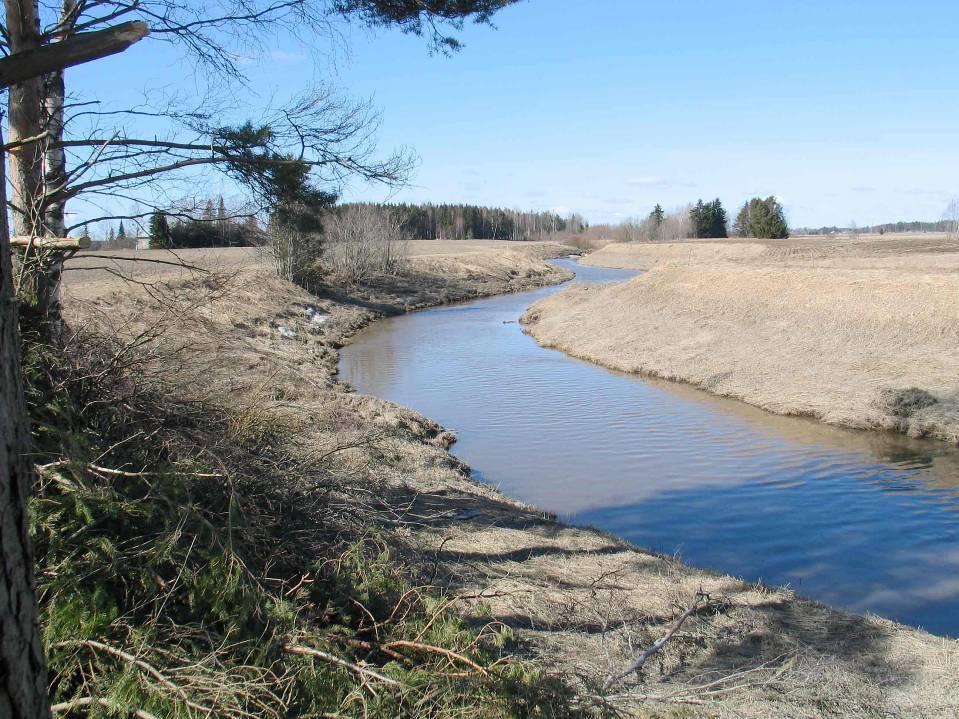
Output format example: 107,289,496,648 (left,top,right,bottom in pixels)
65,241,959,717
524,238,959,446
